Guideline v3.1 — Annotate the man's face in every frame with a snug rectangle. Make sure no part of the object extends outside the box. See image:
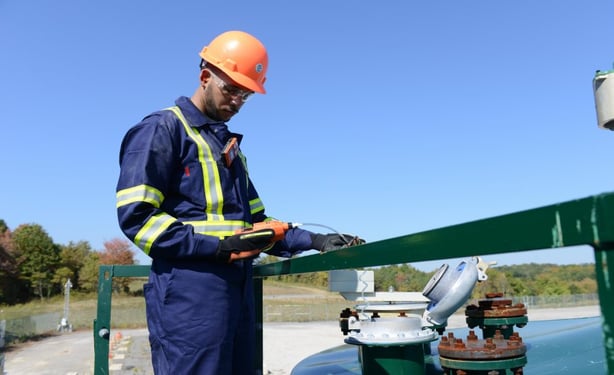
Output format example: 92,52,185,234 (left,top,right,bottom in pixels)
203,69,253,122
